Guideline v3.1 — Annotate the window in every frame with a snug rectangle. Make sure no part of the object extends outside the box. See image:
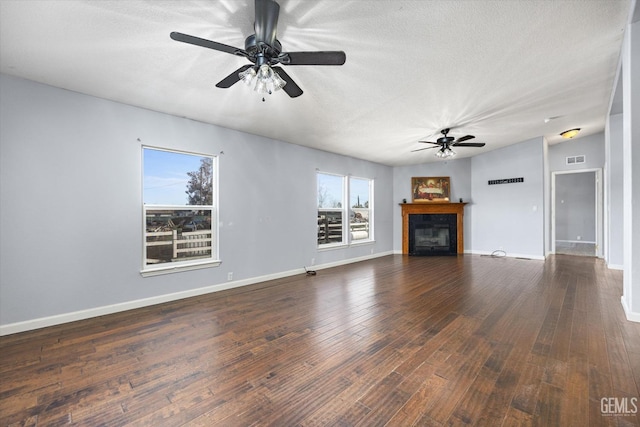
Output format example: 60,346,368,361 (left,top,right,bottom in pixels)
317,173,345,246
142,147,218,275
317,172,373,247
349,177,372,242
